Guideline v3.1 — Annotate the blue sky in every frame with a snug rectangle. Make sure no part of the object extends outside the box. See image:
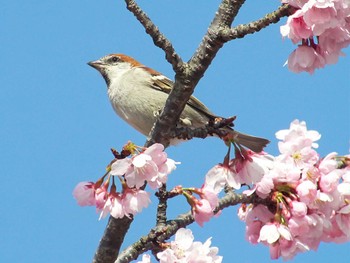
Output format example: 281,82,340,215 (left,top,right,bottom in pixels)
1,1,349,262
